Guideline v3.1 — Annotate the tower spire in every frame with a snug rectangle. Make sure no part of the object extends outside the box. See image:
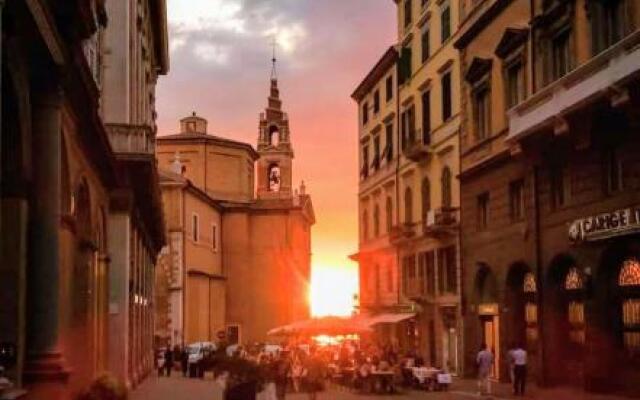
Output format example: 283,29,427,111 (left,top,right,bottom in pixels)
270,36,277,80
